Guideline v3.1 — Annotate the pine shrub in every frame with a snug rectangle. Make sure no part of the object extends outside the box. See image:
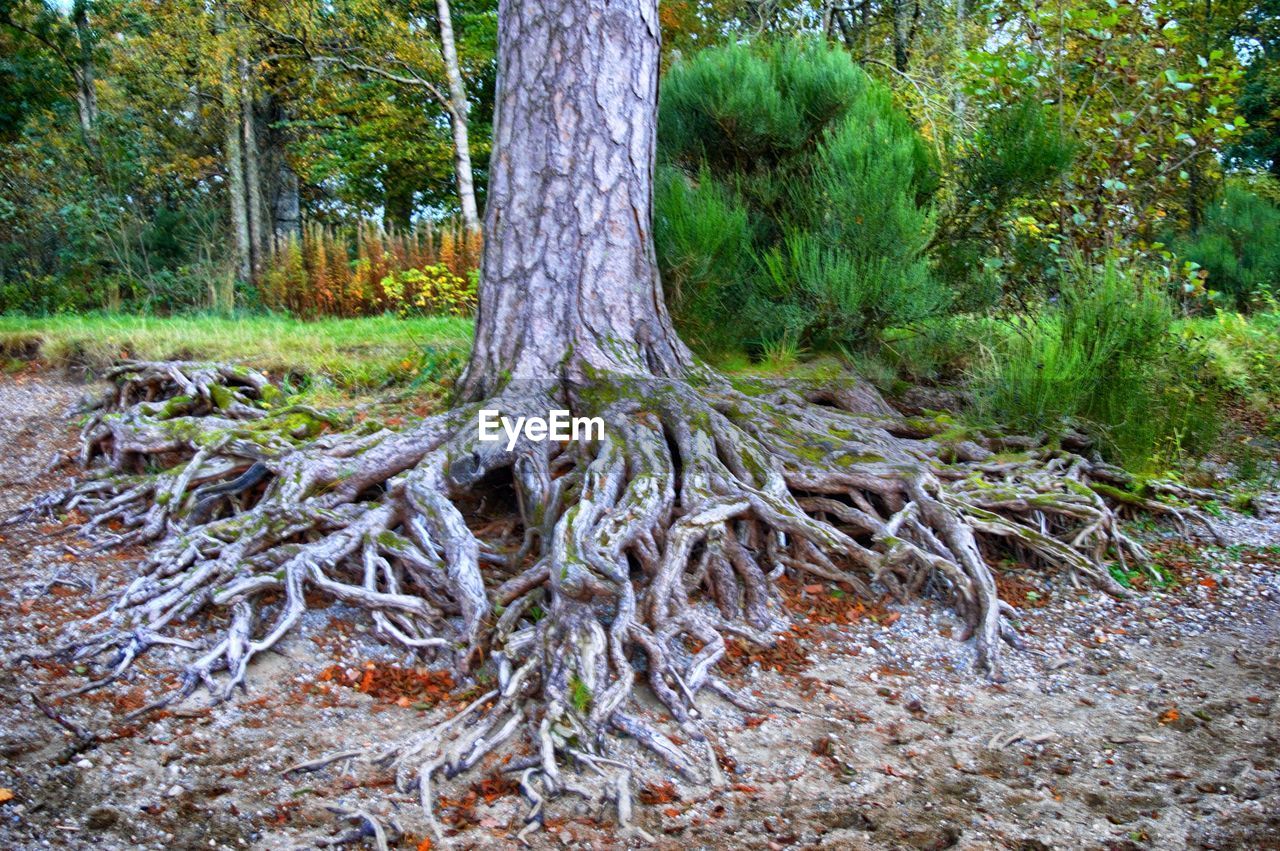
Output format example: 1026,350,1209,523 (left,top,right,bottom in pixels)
1174,183,1280,310
655,39,943,357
